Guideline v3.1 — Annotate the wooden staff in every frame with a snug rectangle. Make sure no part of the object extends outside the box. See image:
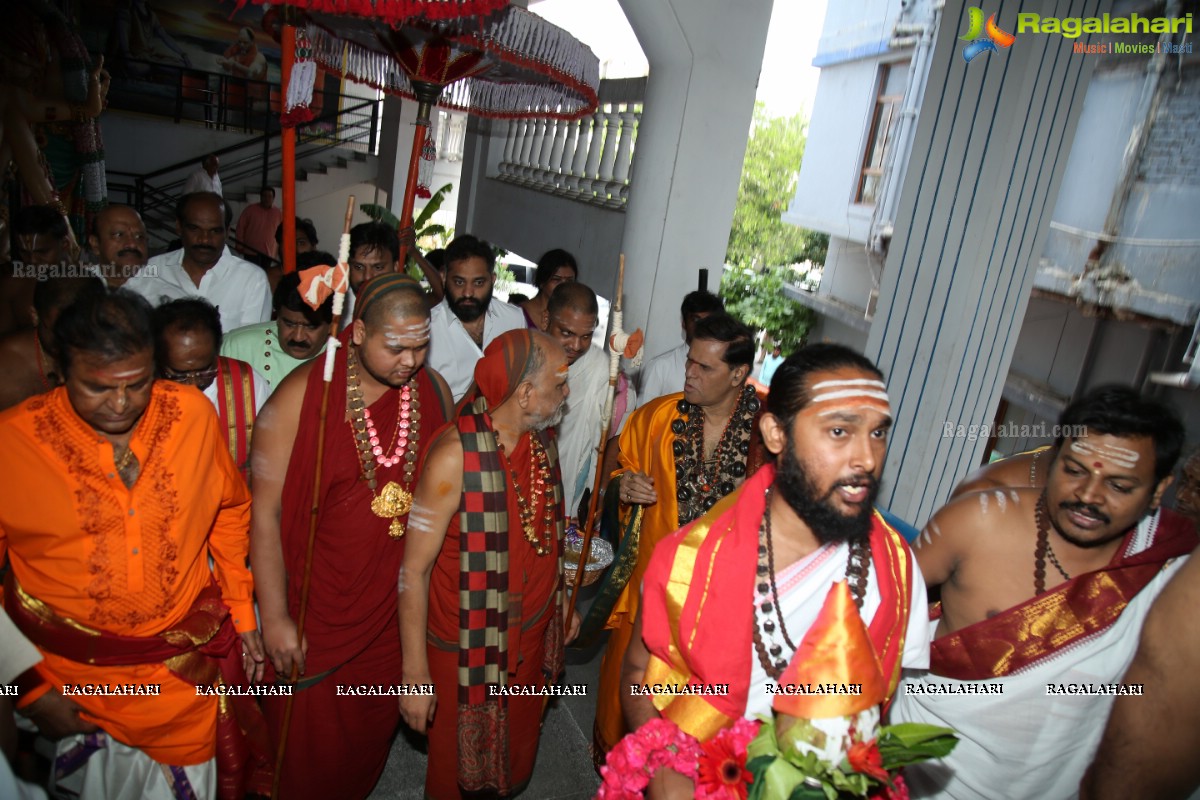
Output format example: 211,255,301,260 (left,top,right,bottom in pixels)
281,21,296,274
566,255,630,627
271,195,355,799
